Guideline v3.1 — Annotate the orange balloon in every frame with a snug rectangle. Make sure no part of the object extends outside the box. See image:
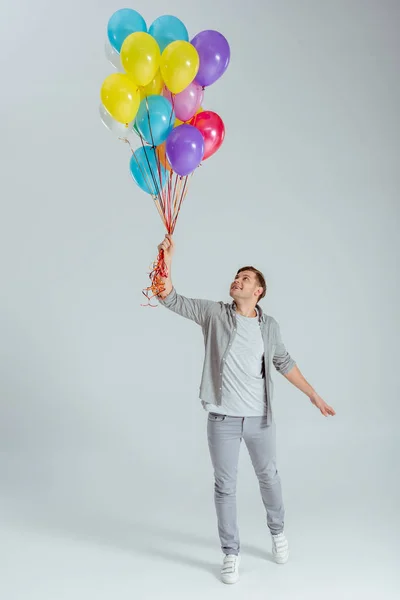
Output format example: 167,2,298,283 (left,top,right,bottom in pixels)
156,142,172,171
